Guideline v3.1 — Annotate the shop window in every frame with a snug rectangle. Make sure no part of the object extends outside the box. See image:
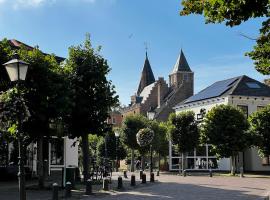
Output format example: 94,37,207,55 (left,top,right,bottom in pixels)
50,138,64,165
